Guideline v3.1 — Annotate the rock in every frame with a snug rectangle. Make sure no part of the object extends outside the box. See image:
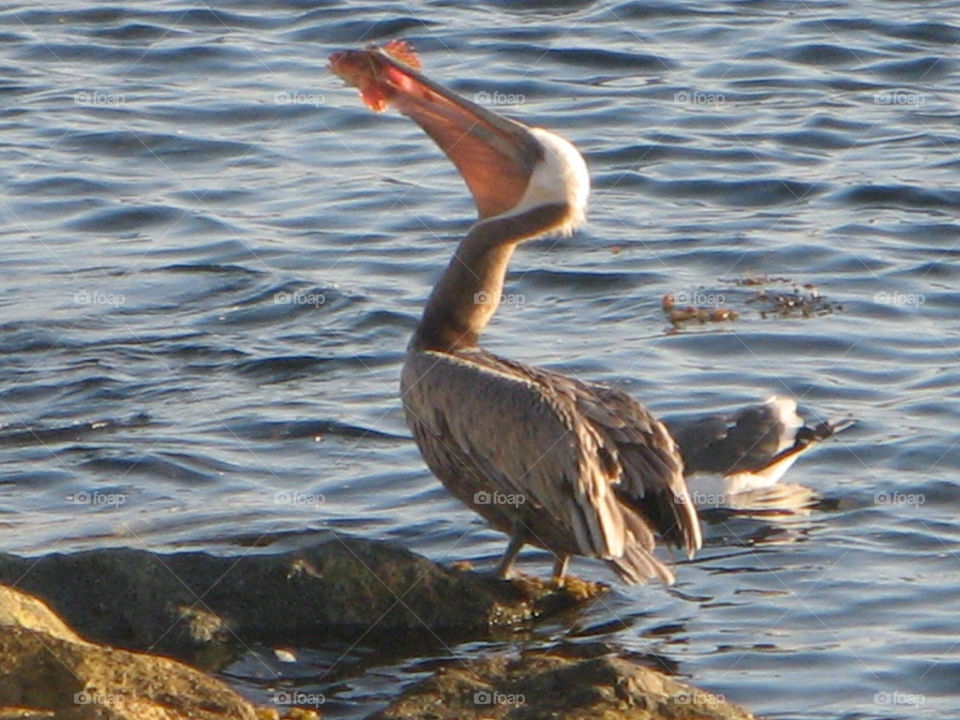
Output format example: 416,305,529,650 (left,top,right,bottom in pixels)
366,646,753,720
0,585,82,644
0,550,748,720
0,535,605,662
0,584,258,720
